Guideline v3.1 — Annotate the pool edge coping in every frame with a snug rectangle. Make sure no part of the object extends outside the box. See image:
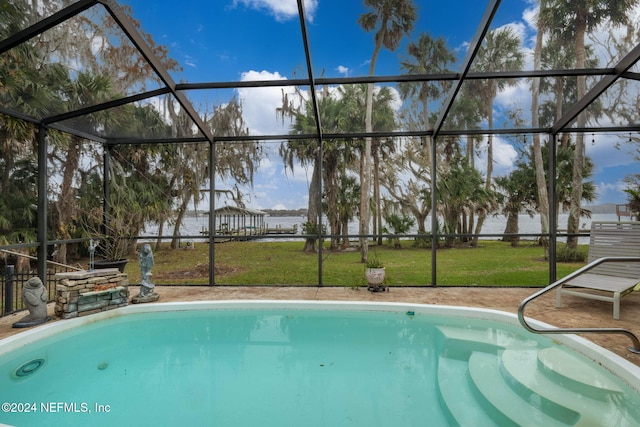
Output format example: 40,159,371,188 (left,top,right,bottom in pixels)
2,299,640,393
